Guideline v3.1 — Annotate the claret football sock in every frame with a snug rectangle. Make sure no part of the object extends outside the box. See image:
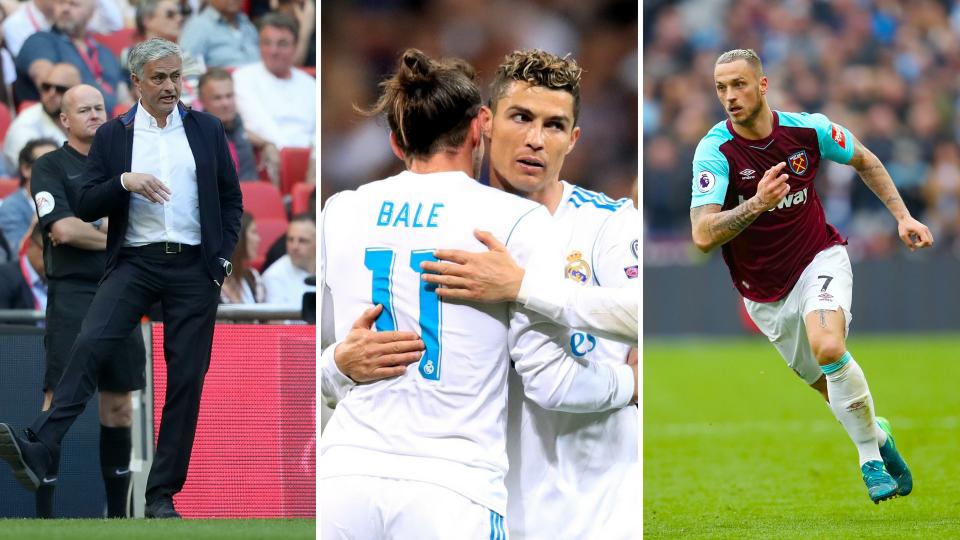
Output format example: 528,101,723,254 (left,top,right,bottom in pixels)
821,352,883,466
100,425,132,518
